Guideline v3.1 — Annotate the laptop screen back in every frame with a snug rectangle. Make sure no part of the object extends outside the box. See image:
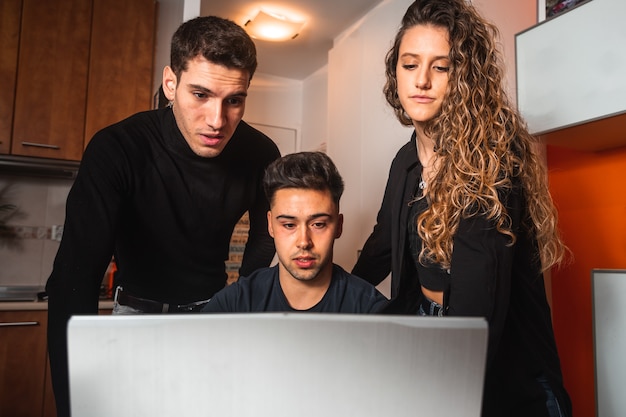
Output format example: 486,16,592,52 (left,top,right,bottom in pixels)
68,313,487,417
